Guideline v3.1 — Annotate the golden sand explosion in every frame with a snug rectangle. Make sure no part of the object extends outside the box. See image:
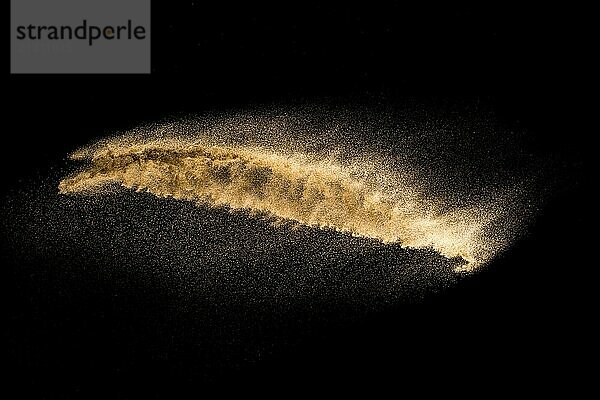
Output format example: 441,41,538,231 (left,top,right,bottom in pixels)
59,137,506,272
